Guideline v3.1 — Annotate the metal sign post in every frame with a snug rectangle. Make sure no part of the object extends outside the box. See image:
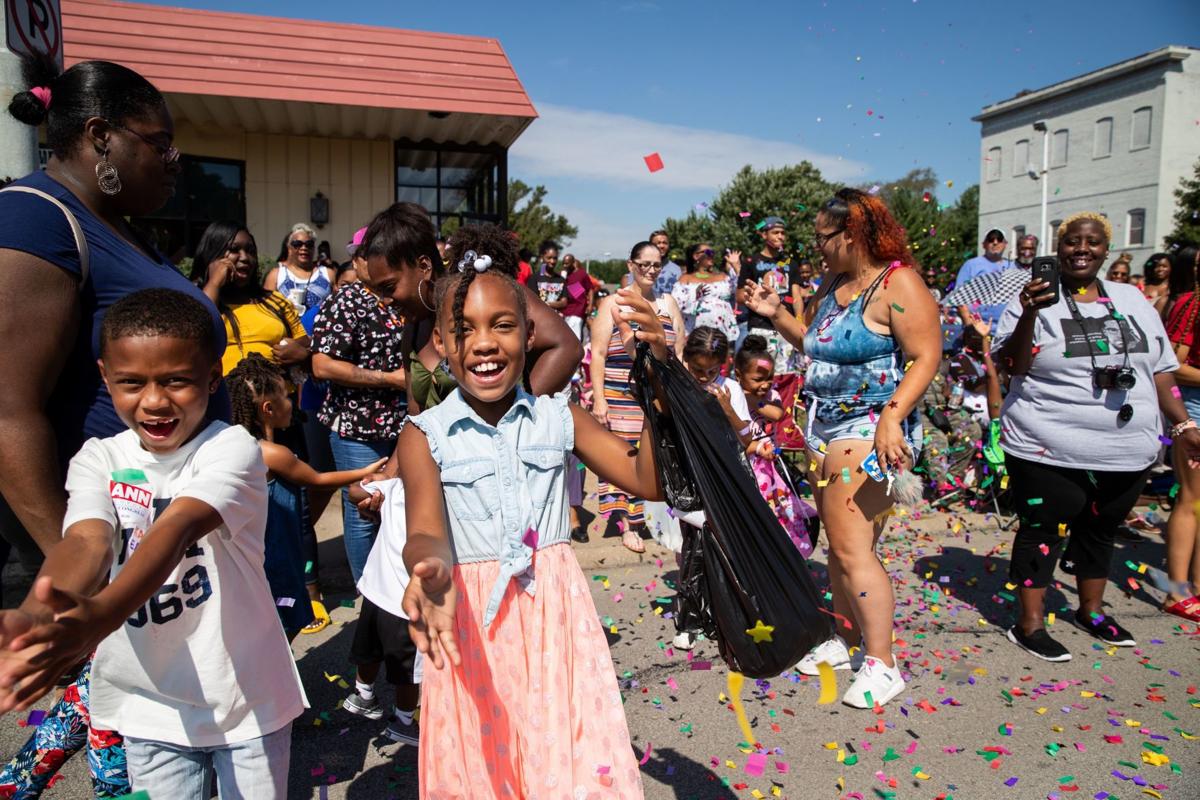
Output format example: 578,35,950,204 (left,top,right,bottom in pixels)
2,0,62,180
